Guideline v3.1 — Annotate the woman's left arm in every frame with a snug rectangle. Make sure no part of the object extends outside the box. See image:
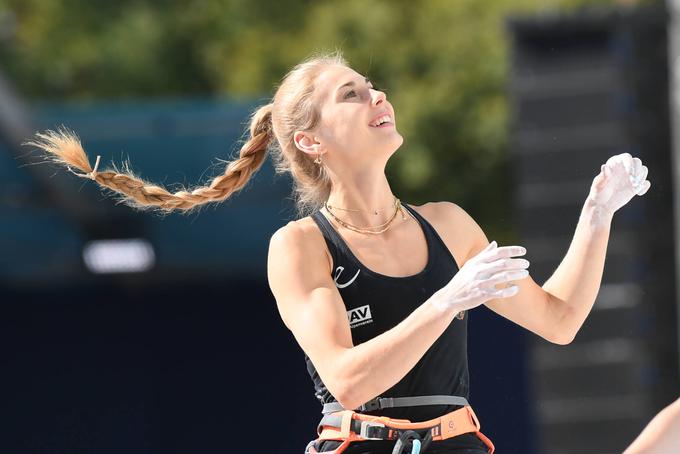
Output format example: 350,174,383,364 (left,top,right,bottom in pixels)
448,153,651,345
